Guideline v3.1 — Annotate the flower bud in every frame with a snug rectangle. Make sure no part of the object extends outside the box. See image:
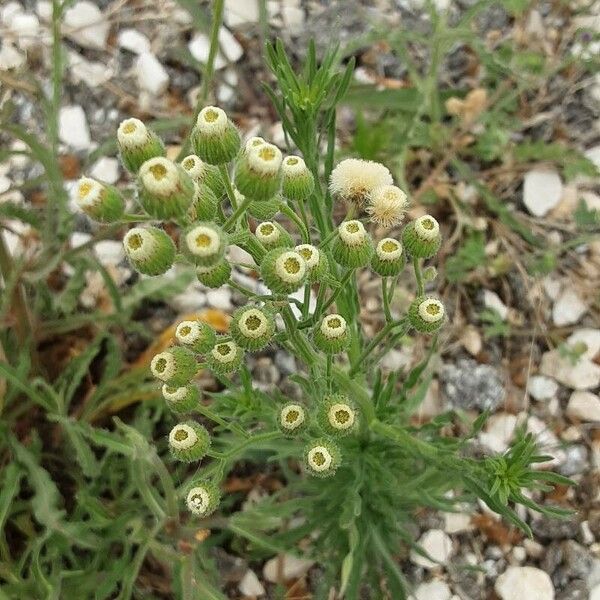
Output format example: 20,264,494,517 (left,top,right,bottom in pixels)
313,313,350,354
186,480,220,517
281,155,314,201
254,221,293,250
278,402,307,437
180,154,225,197
75,177,125,223
295,244,328,282
123,226,175,276
117,117,165,173
317,394,358,437
423,266,438,282
196,260,231,288
371,237,405,277
366,185,409,228
206,337,245,375
234,143,283,201
402,215,441,258
332,220,374,268
182,222,228,267
187,182,219,222
408,296,445,334
175,320,217,354
242,136,267,154
192,106,241,165
304,438,341,478
168,421,210,462
150,347,198,386
260,248,307,295
329,158,392,206
230,305,275,351
138,157,194,219
161,383,199,413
